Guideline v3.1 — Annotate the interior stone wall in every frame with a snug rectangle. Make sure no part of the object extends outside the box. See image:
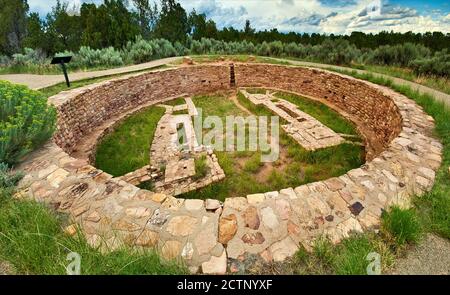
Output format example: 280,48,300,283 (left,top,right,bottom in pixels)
53,64,402,161
234,64,403,159
53,65,230,154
